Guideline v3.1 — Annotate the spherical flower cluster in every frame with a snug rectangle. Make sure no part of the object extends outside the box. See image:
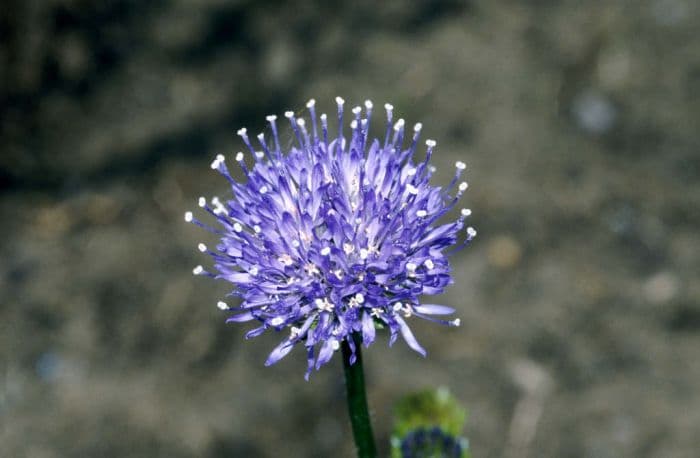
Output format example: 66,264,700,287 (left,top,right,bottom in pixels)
185,97,476,378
